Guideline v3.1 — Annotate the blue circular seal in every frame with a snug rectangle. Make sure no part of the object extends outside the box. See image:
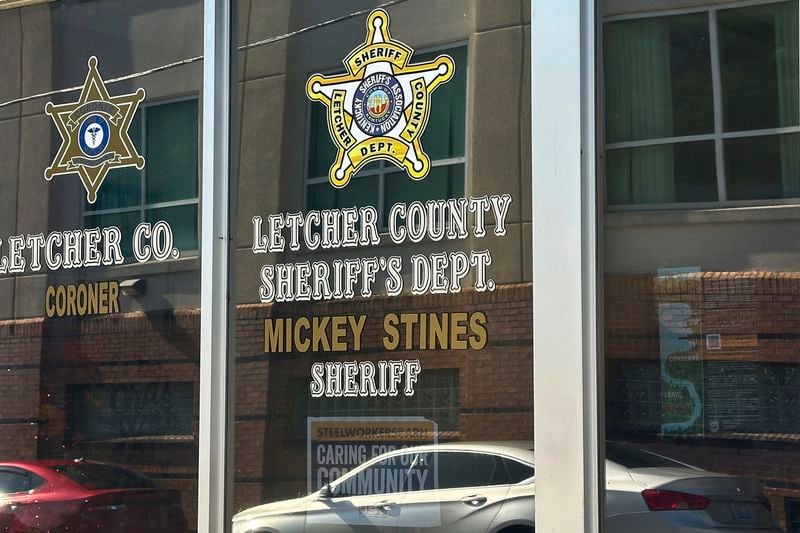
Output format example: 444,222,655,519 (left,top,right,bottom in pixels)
354,73,404,136
78,114,110,158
